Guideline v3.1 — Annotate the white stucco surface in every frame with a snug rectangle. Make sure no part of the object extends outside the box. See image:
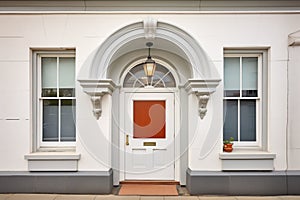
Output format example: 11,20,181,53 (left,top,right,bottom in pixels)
0,13,299,179
288,44,300,170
